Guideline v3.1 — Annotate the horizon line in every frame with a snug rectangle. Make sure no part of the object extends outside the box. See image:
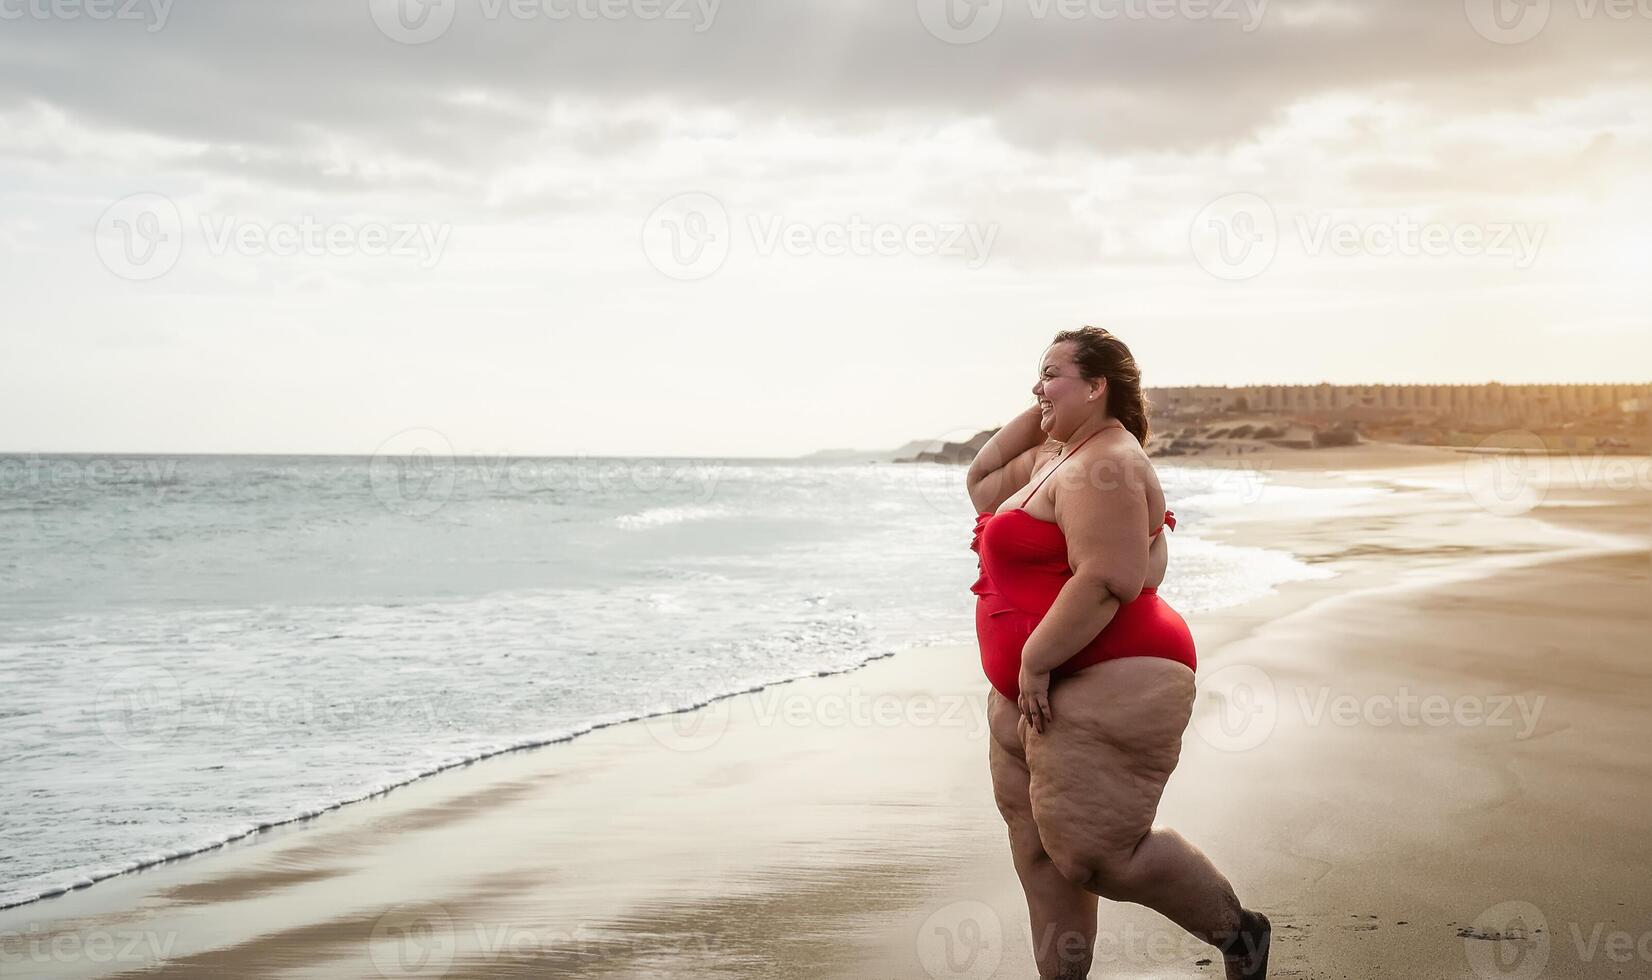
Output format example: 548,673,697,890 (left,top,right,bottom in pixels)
1147,381,1652,388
